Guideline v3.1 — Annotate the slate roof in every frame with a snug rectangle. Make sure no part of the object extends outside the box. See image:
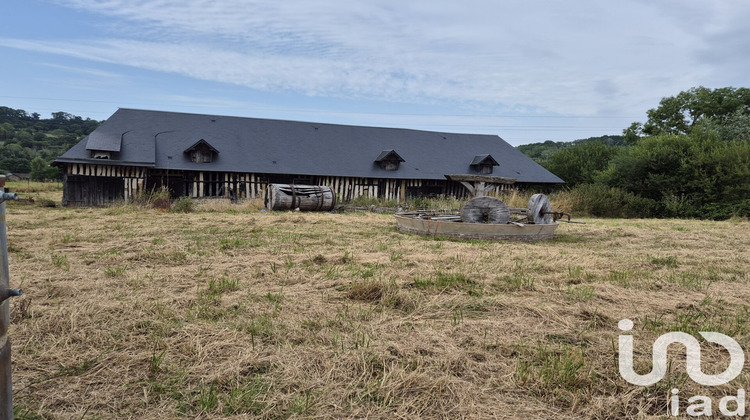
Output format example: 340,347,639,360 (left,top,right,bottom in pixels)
374,150,405,163
470,154,499,167
55,108,564,184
